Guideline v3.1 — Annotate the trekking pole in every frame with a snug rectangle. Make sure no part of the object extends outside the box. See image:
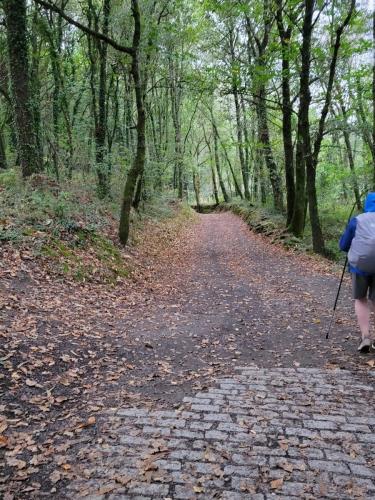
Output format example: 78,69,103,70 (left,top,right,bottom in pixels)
325,198,362,339
326,256,348,339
